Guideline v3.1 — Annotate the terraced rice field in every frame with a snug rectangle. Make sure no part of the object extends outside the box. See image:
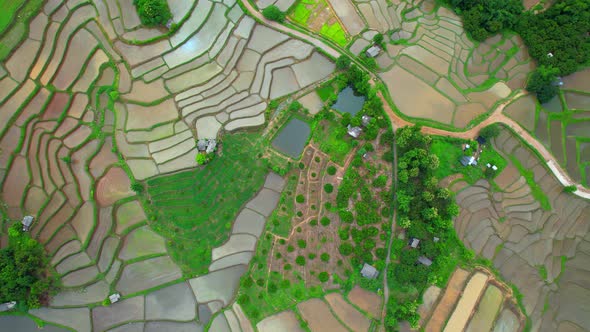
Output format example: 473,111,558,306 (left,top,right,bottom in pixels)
504,68,590,187
420,267,522,332
450,129,590,331
341,0,532,128
0,0,335,330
